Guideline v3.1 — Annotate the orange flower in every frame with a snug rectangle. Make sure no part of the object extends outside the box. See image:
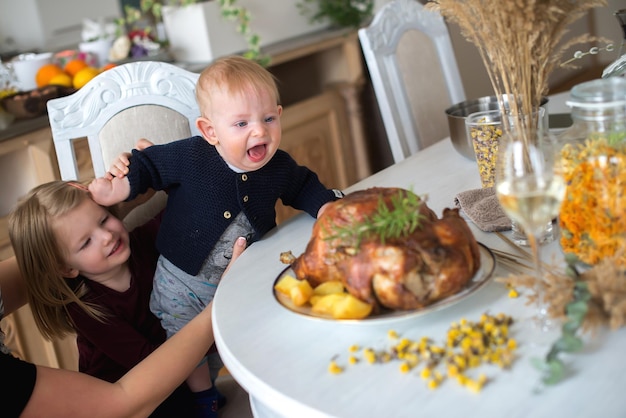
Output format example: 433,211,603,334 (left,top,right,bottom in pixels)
559,138,626,266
